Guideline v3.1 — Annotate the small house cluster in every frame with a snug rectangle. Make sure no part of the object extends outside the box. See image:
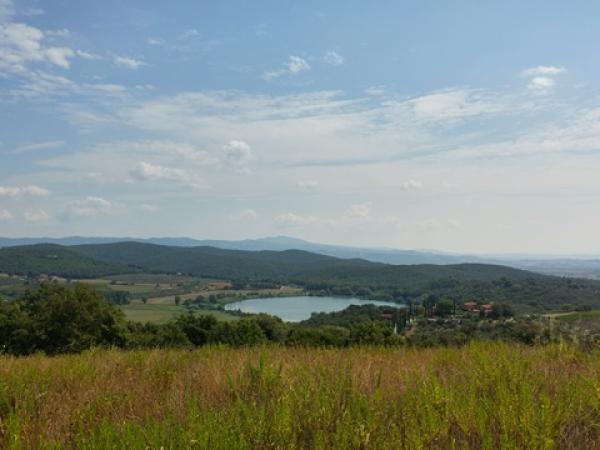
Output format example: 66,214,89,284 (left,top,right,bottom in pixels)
461,301,494,317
